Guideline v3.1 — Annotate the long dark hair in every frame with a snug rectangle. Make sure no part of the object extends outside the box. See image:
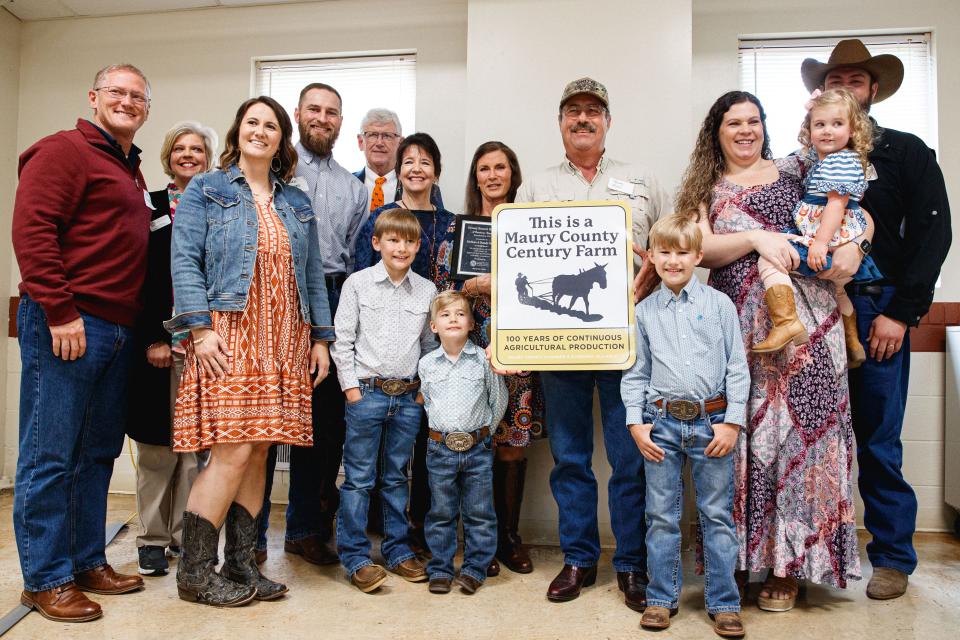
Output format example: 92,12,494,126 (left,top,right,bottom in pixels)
219,96,298,183
464,141,522,216
674,91,772,220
